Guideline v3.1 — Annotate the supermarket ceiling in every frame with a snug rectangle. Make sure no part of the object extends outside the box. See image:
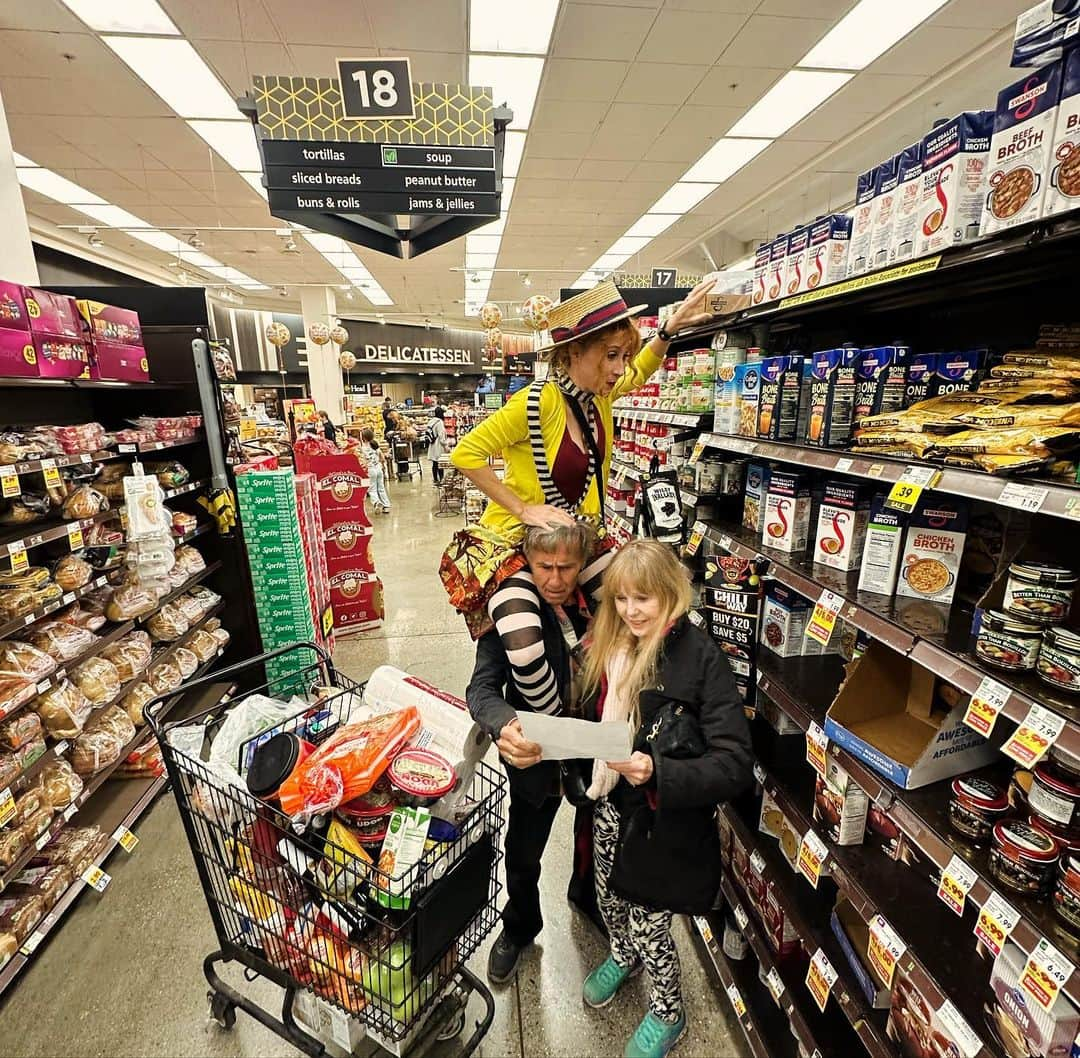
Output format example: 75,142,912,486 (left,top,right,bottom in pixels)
3,0,1028,327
